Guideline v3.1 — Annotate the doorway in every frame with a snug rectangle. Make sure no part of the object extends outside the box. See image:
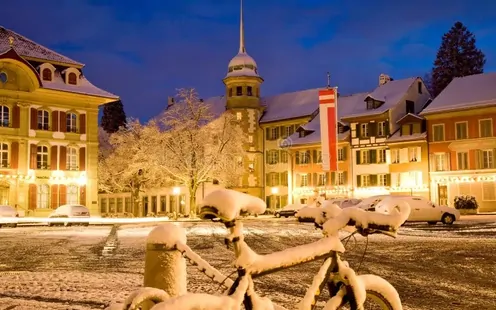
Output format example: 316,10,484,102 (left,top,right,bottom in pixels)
438,184,448,206
0,185,9,205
